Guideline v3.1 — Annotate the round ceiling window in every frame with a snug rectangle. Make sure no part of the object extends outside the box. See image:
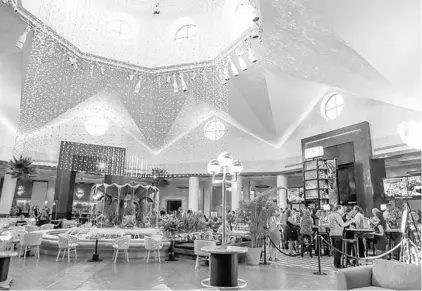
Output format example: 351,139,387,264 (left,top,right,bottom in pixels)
85,117,109,136
204,119,226,141
321,93,344,121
